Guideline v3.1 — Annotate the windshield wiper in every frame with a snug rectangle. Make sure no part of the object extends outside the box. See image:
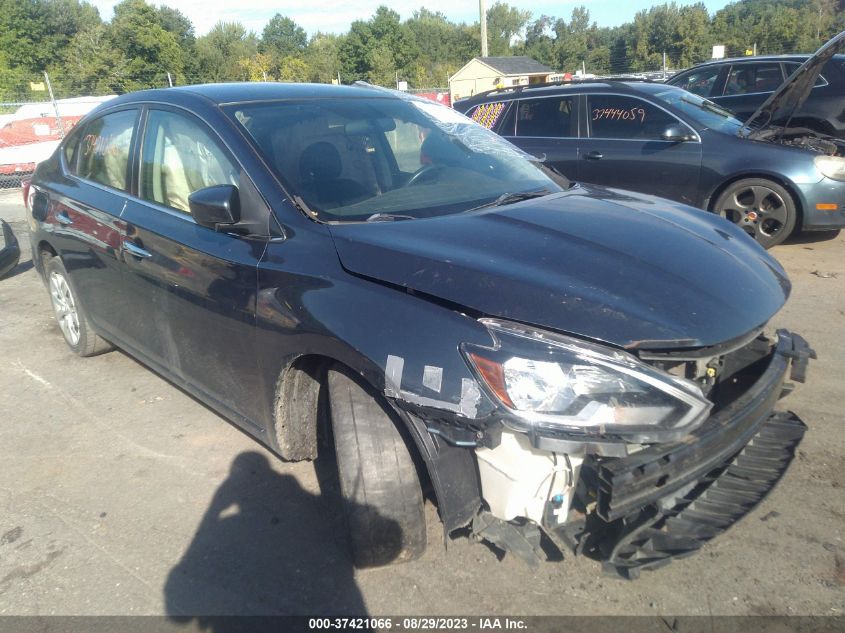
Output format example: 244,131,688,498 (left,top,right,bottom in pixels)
467,189,553,212
681,96,732,119
366,212,416,222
